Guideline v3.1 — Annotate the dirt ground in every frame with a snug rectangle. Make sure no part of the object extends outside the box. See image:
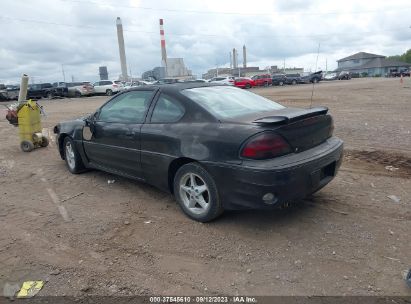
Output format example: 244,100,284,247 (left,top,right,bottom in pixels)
0,78,410,297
